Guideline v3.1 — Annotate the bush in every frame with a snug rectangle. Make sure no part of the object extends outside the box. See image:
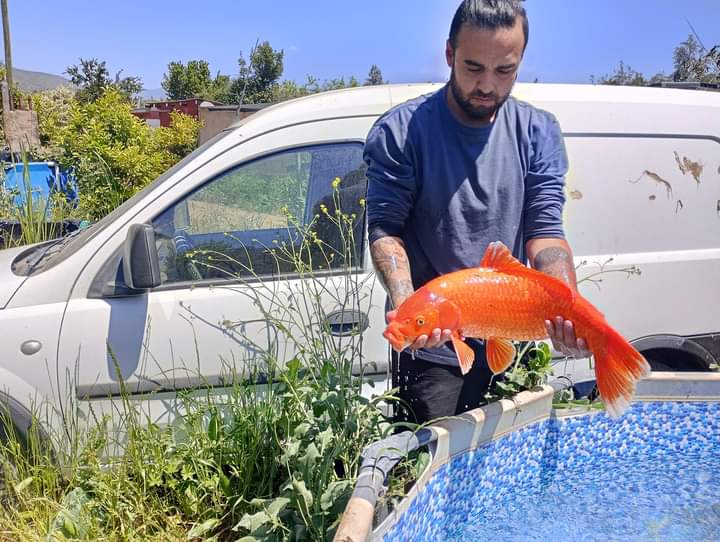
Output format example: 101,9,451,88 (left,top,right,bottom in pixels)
31,85,76,149
39,88,200,220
